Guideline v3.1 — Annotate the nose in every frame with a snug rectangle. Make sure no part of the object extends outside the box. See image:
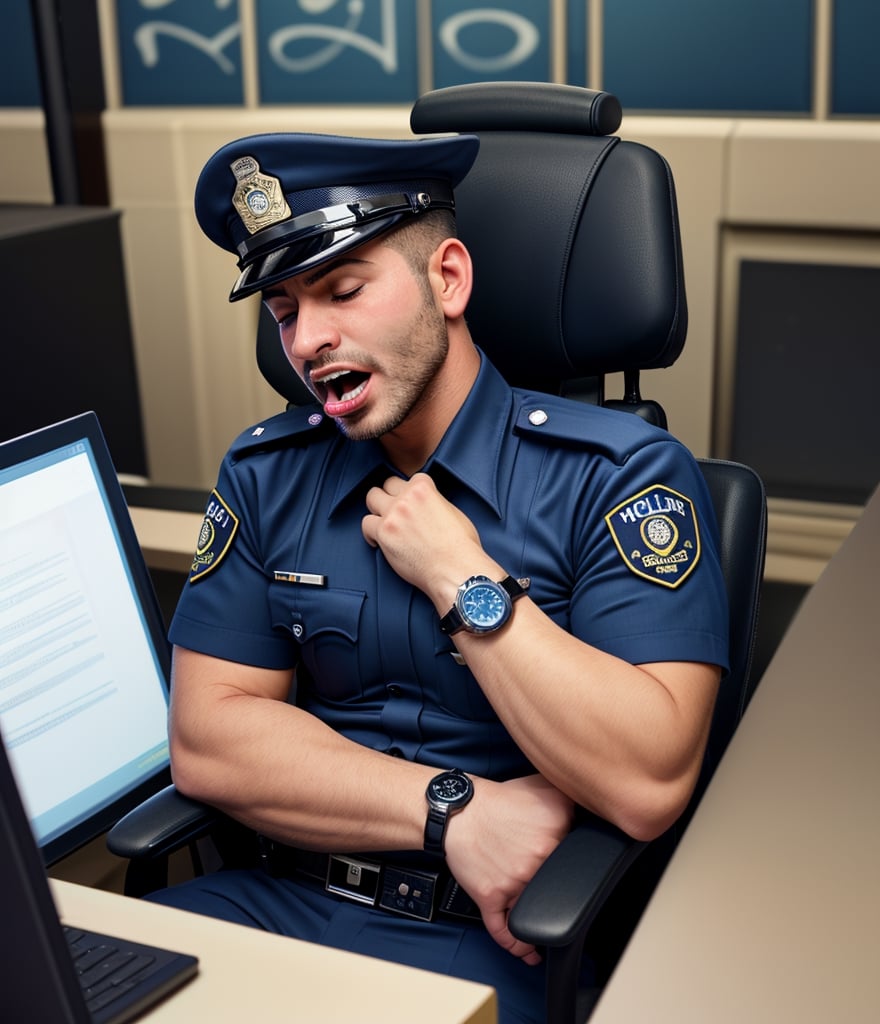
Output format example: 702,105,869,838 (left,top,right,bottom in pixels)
286,300,340,365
